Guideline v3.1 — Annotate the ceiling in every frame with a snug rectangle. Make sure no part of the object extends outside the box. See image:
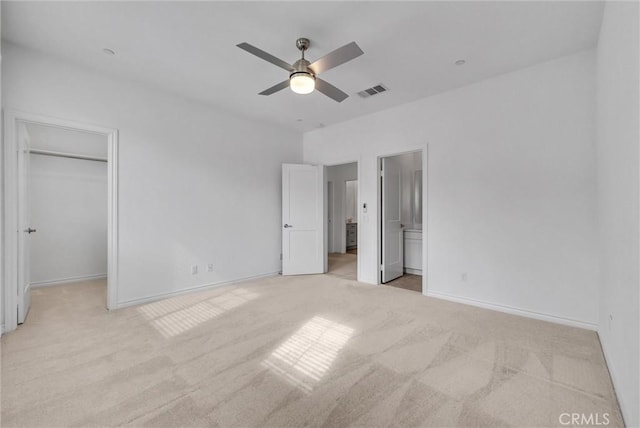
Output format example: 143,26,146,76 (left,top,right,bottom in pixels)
2,1,604,132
